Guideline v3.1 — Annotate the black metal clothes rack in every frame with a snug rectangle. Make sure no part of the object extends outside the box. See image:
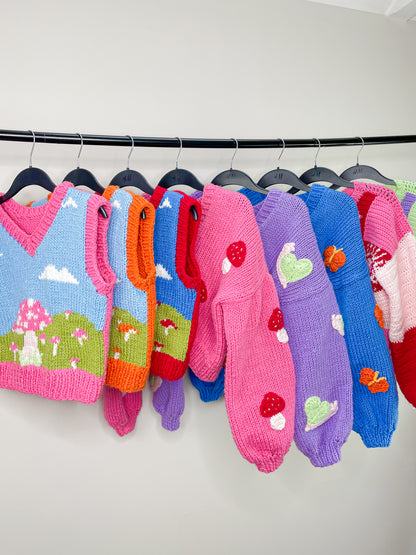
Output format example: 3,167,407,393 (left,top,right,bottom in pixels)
0,129,415,149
